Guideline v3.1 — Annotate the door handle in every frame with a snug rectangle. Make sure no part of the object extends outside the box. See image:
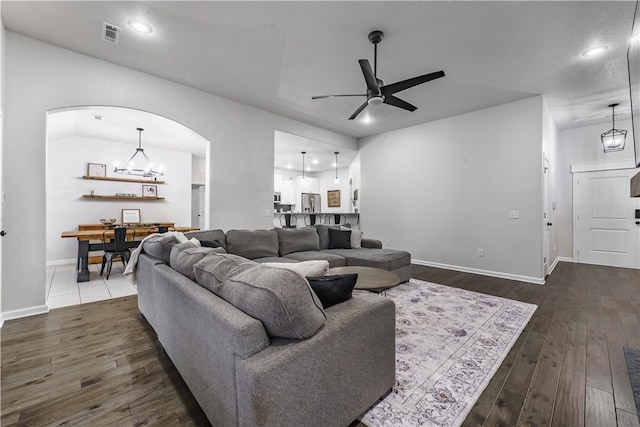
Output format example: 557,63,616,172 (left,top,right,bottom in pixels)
0,230,6,236
636,221,640,225
546,222,553,226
